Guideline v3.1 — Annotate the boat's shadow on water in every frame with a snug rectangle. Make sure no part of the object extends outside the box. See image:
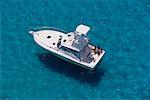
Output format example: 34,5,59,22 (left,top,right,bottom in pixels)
37,53,104,87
